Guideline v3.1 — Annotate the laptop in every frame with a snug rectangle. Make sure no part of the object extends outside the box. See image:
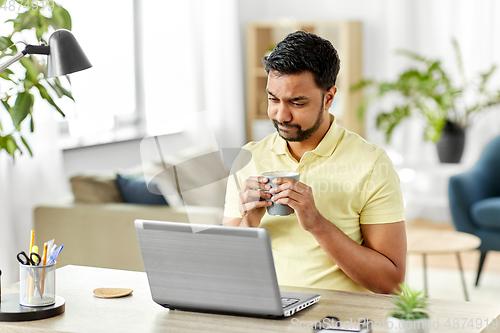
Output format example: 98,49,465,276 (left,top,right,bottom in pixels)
135,220,321,318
